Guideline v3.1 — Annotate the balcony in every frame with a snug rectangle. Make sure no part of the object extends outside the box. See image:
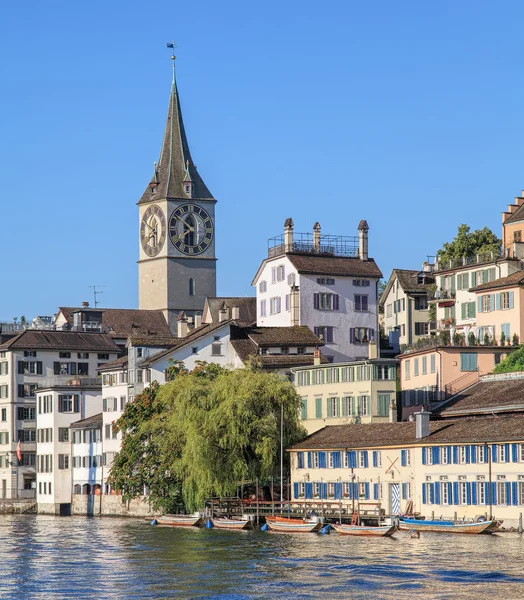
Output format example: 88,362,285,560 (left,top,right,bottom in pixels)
37,377,102,390
268,232,359,259
434,248,512,272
